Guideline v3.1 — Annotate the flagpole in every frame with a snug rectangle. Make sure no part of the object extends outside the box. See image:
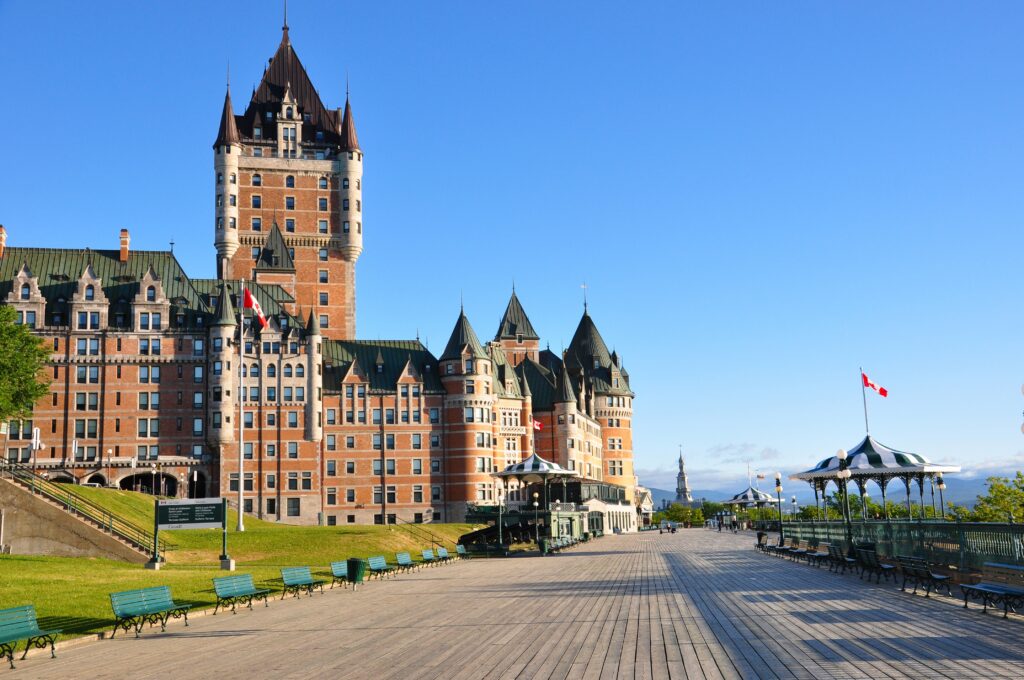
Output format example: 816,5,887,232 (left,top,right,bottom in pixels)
859,366,870,435
237,282,246,532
